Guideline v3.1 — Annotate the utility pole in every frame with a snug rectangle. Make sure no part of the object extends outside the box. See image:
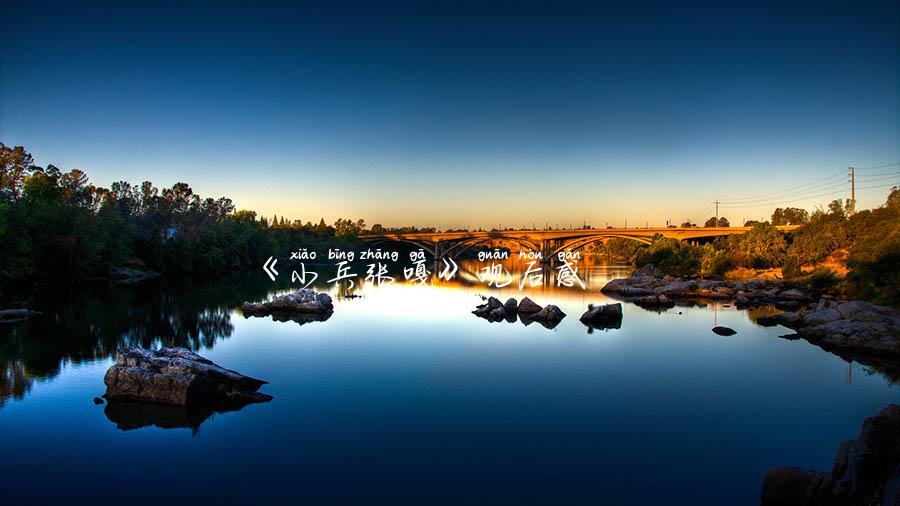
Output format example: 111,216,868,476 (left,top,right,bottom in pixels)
715,199,720,226
849,166,856,215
